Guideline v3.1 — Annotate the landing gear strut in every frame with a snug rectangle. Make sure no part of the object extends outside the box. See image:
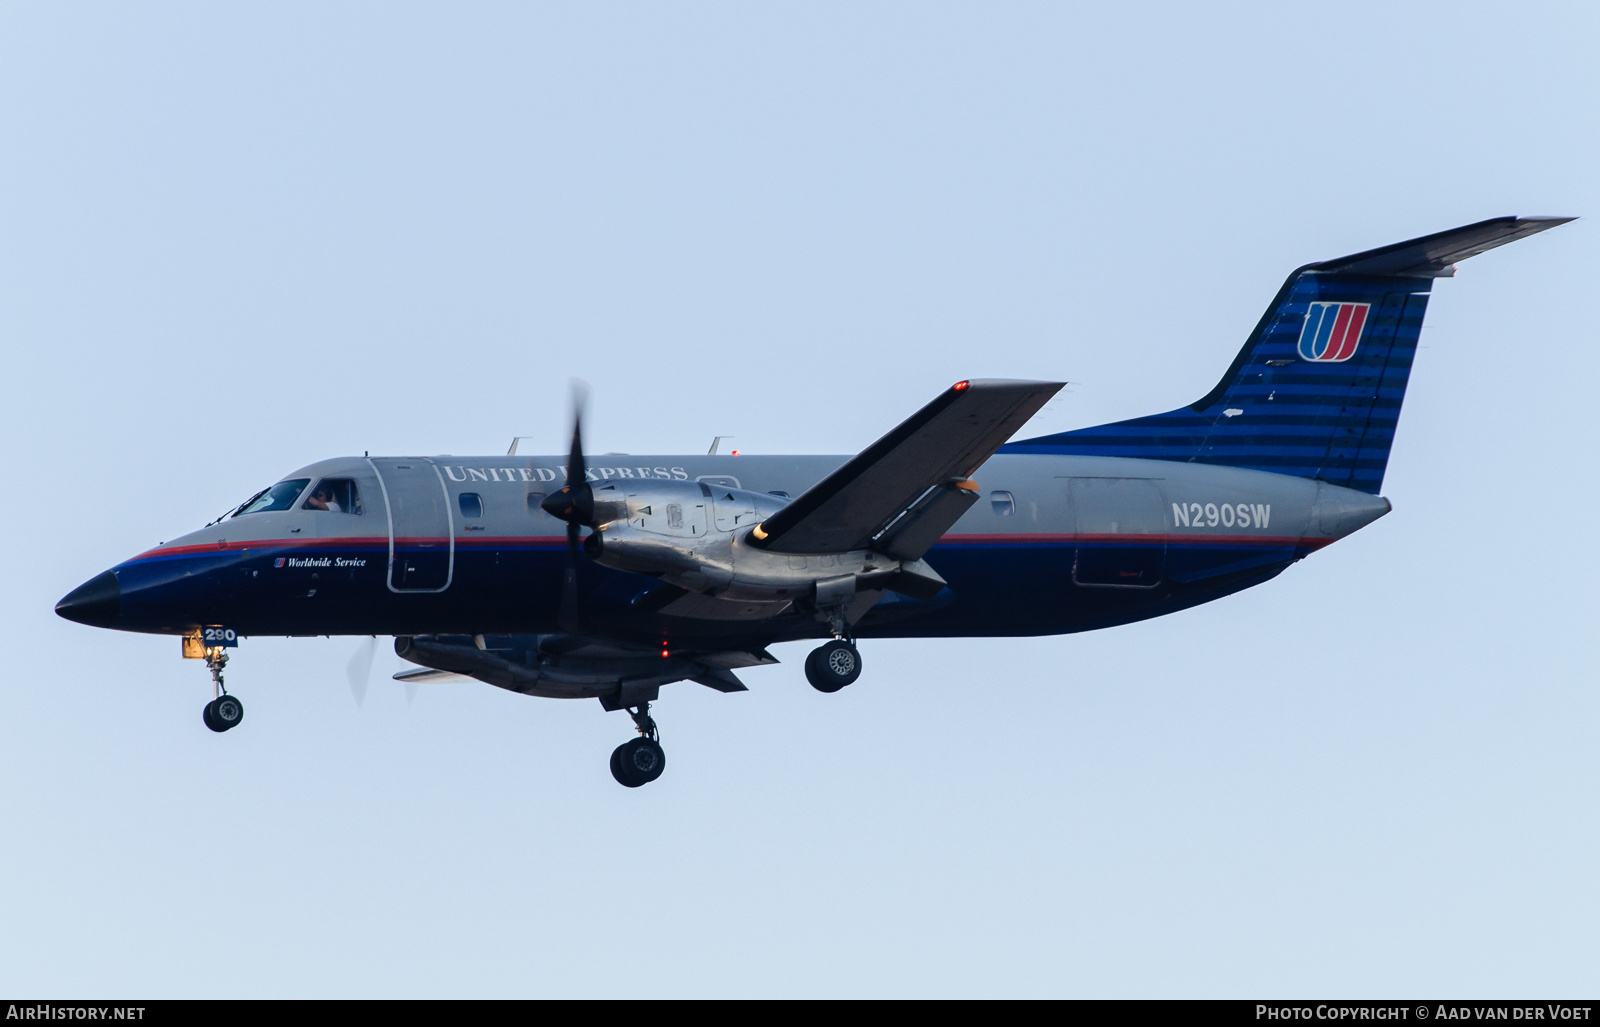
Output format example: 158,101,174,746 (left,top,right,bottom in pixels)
806,602,863,694
610,702,666,787
200,647,244,733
